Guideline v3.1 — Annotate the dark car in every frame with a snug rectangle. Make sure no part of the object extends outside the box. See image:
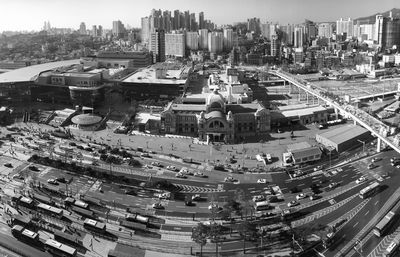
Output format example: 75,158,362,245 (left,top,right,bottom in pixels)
185,200,195,206
28,166,40,172
56,177,67,183
4,163,13,168
124,190,137,196
290,187,301,193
